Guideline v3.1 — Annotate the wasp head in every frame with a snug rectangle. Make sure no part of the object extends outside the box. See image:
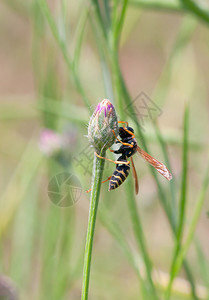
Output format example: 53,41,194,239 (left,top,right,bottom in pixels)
119,126,134,139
